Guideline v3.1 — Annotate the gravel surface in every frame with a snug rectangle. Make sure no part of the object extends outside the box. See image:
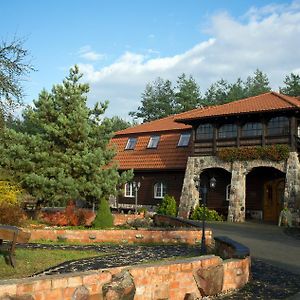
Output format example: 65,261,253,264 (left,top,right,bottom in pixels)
16,241,300,299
